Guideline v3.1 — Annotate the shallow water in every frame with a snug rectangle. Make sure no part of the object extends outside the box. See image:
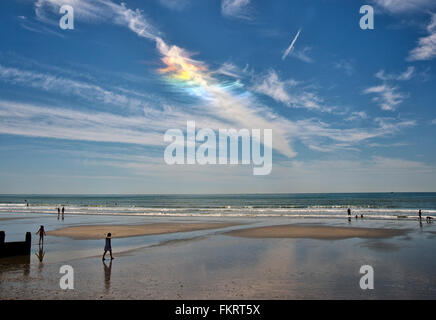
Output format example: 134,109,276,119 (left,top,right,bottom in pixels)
1,193,435,220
